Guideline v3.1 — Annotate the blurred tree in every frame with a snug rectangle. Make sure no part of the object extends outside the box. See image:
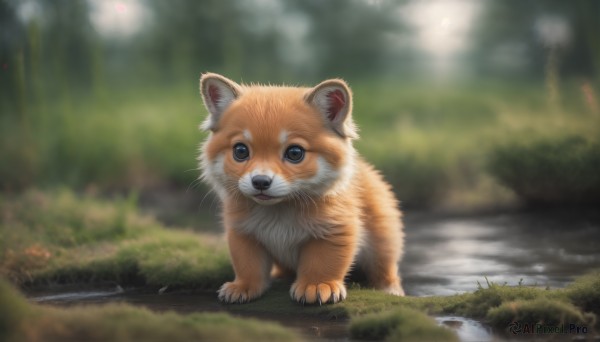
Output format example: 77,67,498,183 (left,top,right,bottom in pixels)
0,0,26,115
471,0,600,81
1,0,102,107
2,0,410,93
139,0,244,82
137,0,407,83
575,1,600,81
283,0,406,80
